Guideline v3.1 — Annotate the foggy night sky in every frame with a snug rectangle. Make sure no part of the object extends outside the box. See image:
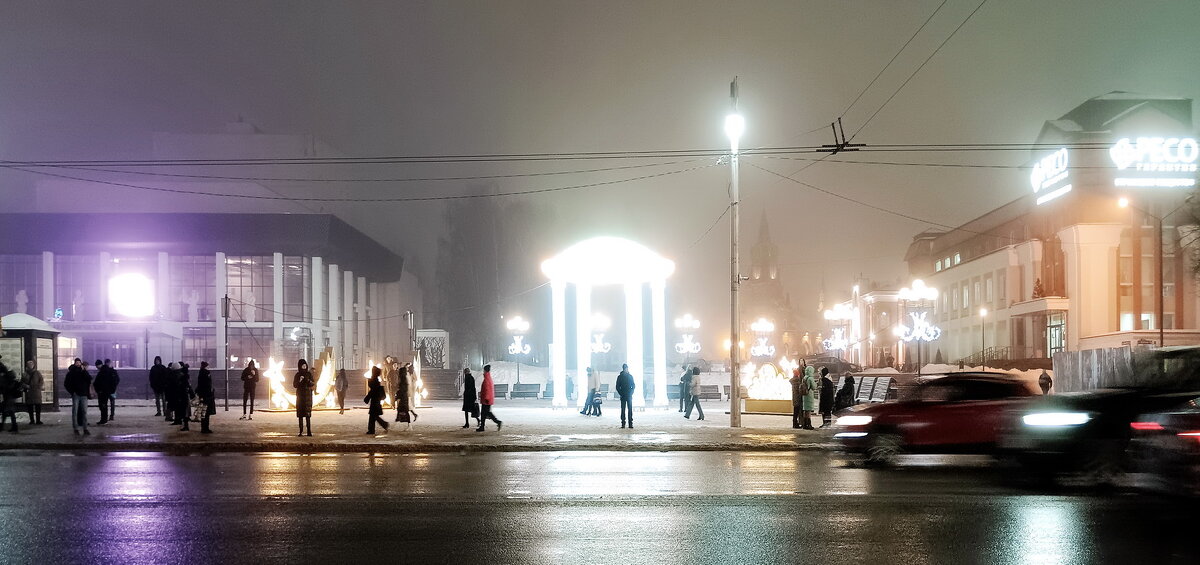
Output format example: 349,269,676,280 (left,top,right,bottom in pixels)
1,0,1198,347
